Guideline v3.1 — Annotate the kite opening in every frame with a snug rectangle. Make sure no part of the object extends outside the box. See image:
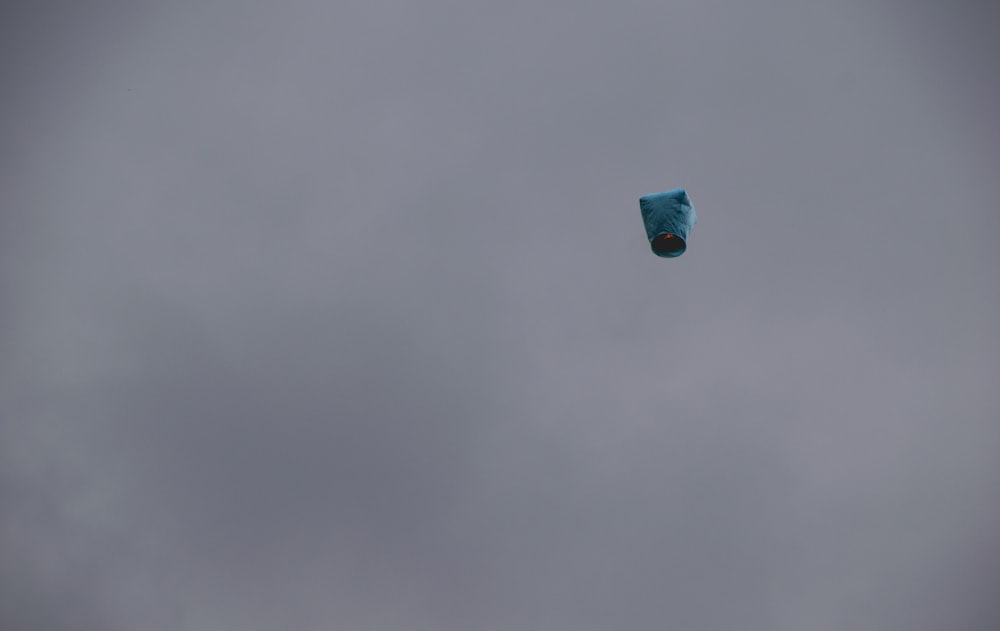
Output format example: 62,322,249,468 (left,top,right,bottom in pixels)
651,233,686,256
